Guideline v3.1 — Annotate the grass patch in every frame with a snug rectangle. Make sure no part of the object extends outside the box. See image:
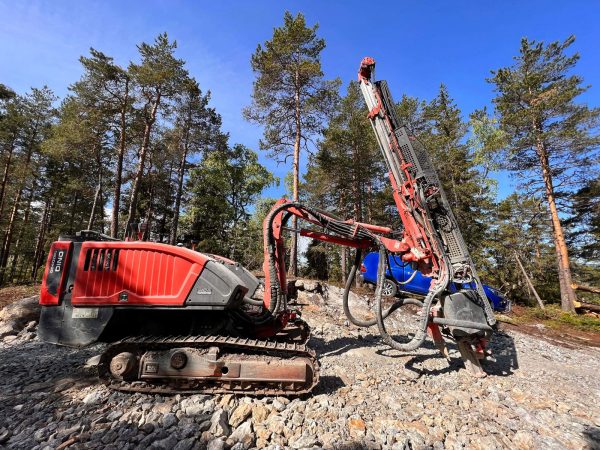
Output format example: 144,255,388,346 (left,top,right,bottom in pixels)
512,304,600,333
